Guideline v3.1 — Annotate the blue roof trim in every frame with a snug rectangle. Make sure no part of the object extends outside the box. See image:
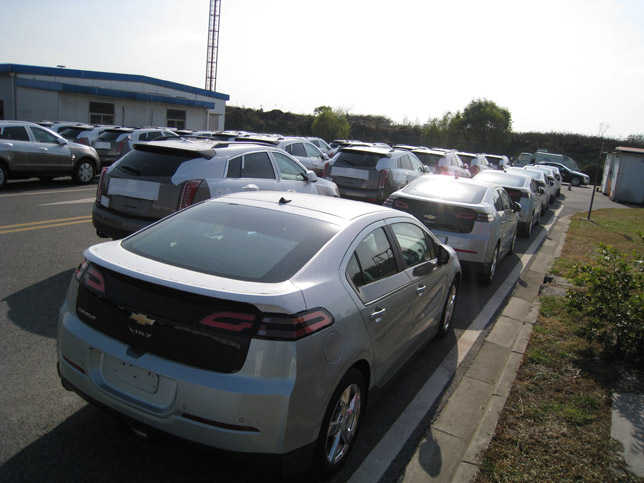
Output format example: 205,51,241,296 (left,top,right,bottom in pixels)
0,63,229,101
15,78,216,109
